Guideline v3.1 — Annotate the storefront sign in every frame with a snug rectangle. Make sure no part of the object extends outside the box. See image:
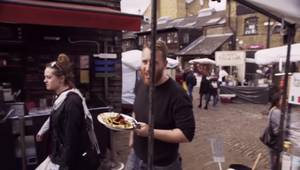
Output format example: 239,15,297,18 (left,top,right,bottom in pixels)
215,51,246,66
245,44,264,50
93,53,117,59
289,73,300,105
